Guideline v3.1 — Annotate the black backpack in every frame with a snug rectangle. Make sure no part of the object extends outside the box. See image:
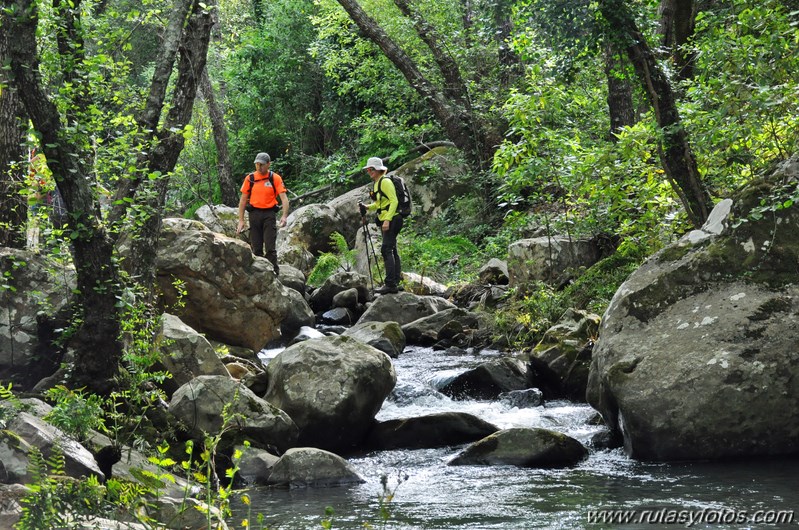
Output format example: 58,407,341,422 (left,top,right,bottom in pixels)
378,174,412,218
